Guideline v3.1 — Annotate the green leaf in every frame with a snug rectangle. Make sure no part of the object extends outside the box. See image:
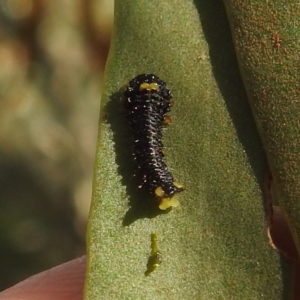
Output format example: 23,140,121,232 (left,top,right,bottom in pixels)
85,0,290,299
224,0,300,272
